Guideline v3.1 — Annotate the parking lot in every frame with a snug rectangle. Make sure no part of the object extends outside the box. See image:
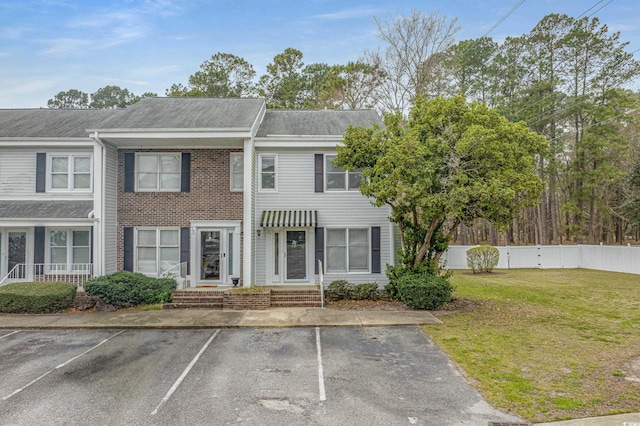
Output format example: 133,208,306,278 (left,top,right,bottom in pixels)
0,327,520,425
